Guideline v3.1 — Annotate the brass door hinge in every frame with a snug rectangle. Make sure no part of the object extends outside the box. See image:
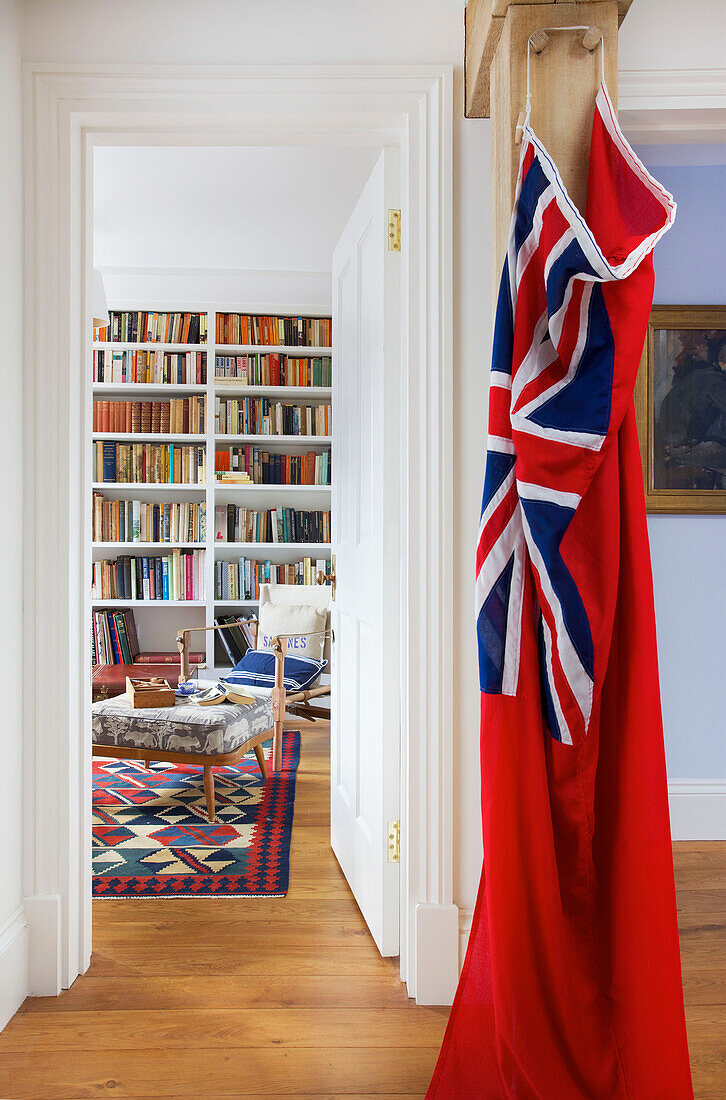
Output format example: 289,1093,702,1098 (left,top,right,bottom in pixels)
387,820,401,863
387,209,401,252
